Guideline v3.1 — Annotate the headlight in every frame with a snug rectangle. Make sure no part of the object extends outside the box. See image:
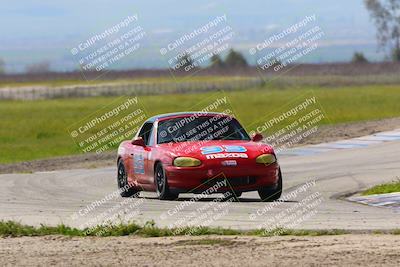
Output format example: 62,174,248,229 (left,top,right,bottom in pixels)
256,154,276,165
173,157,202,167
